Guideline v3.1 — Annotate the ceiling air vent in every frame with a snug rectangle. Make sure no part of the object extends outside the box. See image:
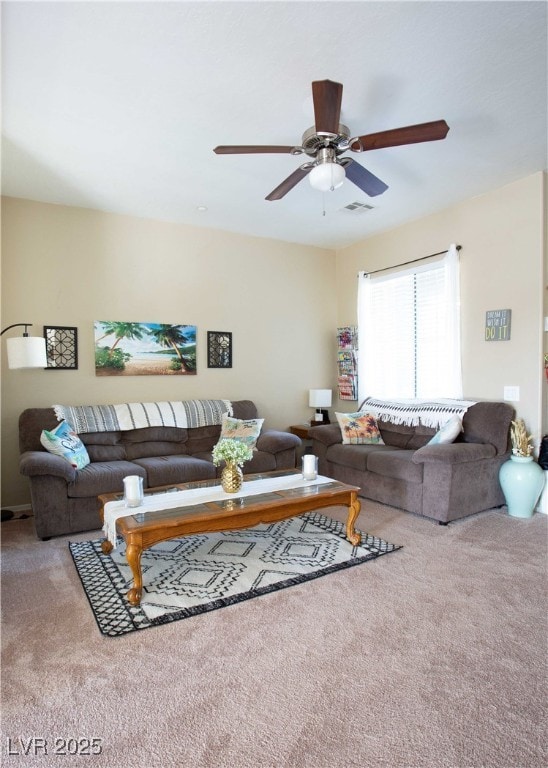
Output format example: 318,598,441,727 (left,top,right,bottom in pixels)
341,201,375,214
